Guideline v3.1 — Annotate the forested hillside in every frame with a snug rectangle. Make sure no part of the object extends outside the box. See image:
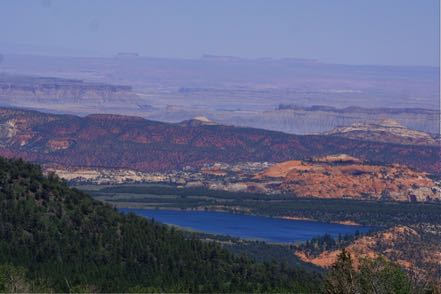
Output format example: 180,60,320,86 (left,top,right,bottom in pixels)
0,108,439,173
0,157,320,292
